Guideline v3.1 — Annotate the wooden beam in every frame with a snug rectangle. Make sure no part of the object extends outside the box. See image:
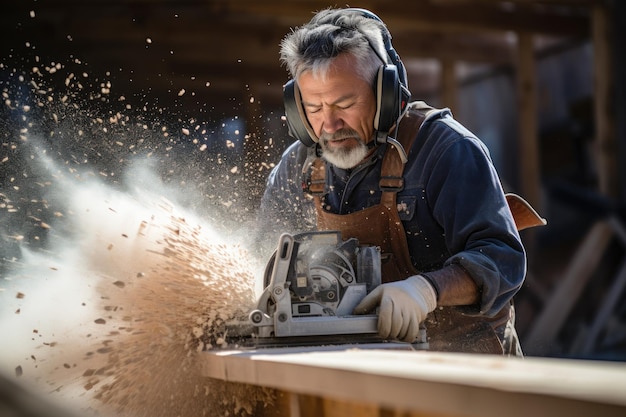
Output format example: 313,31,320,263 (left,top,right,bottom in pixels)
431,0,603,6
516,32,541,209
392,32,517,65
441,58,458,113
592,5,617,197
223,1,591,36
